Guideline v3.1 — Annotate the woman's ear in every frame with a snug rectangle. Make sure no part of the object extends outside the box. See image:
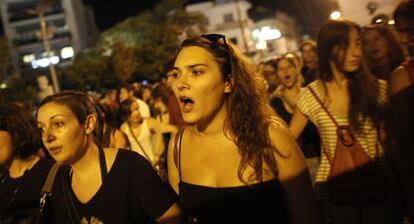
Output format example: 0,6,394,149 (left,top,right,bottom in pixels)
84,114,97,134
224,75,233,93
